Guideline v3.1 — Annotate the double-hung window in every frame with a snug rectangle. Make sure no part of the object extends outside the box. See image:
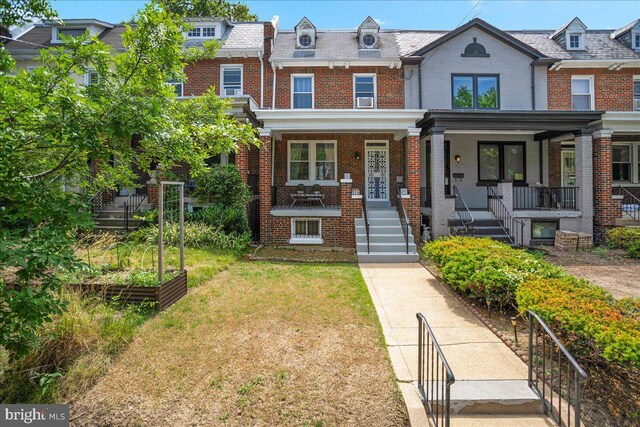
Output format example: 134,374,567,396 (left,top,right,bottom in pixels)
571,76,594,110
354,74,376,108
169,79,184,97
292,75,313,109
221,65,242,96
452,74,499,109
288,141,336,184
613,145,632,182
569,33,581,49
633,77,640,111
478,142,526,183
